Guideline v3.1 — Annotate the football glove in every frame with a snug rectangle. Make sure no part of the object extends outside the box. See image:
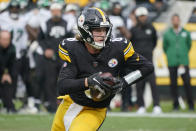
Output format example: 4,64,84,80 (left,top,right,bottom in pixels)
87,72,108,95
99,77,124,94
